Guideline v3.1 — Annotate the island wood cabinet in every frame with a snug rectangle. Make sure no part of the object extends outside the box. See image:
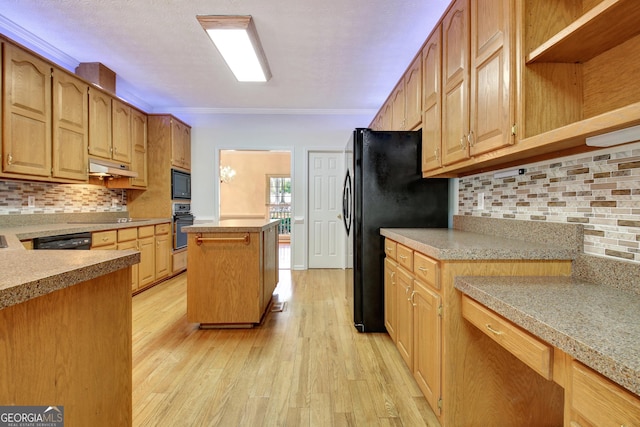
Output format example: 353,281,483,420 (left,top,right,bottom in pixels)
186,221,279,327
2,42,89,183
383,236,570,426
